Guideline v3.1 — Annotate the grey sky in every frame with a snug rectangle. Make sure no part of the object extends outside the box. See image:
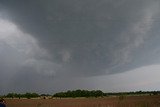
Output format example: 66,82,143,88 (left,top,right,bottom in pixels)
0,0,160,94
